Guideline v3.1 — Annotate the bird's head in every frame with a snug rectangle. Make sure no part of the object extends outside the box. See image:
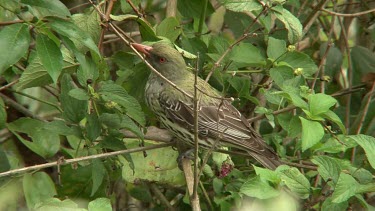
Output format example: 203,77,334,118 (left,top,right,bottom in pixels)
132,42,187,79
